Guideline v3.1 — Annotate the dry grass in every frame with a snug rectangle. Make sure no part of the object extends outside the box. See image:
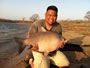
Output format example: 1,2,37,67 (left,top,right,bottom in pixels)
60,20,90,36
